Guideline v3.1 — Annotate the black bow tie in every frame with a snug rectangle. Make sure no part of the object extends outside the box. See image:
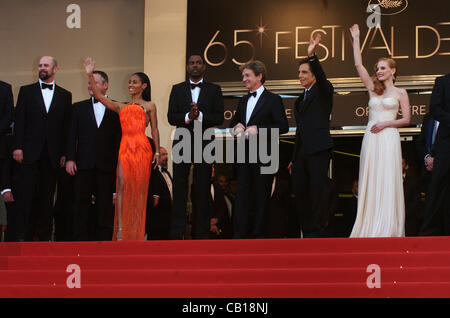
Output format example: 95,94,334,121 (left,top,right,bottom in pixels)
41,83,53,90
92,98,99,104
190,83,203,89
248,91,257,98
161,166,168,173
